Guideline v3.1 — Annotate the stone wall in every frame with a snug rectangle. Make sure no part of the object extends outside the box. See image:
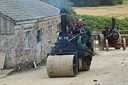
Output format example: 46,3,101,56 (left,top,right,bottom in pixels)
41,17,61,59
14,24,37,70
0,35,15,68
0,16,61,70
